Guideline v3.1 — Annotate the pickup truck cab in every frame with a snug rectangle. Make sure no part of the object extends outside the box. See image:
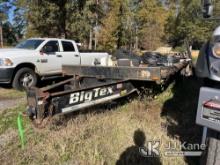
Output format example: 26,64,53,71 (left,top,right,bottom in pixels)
0,38,110,90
